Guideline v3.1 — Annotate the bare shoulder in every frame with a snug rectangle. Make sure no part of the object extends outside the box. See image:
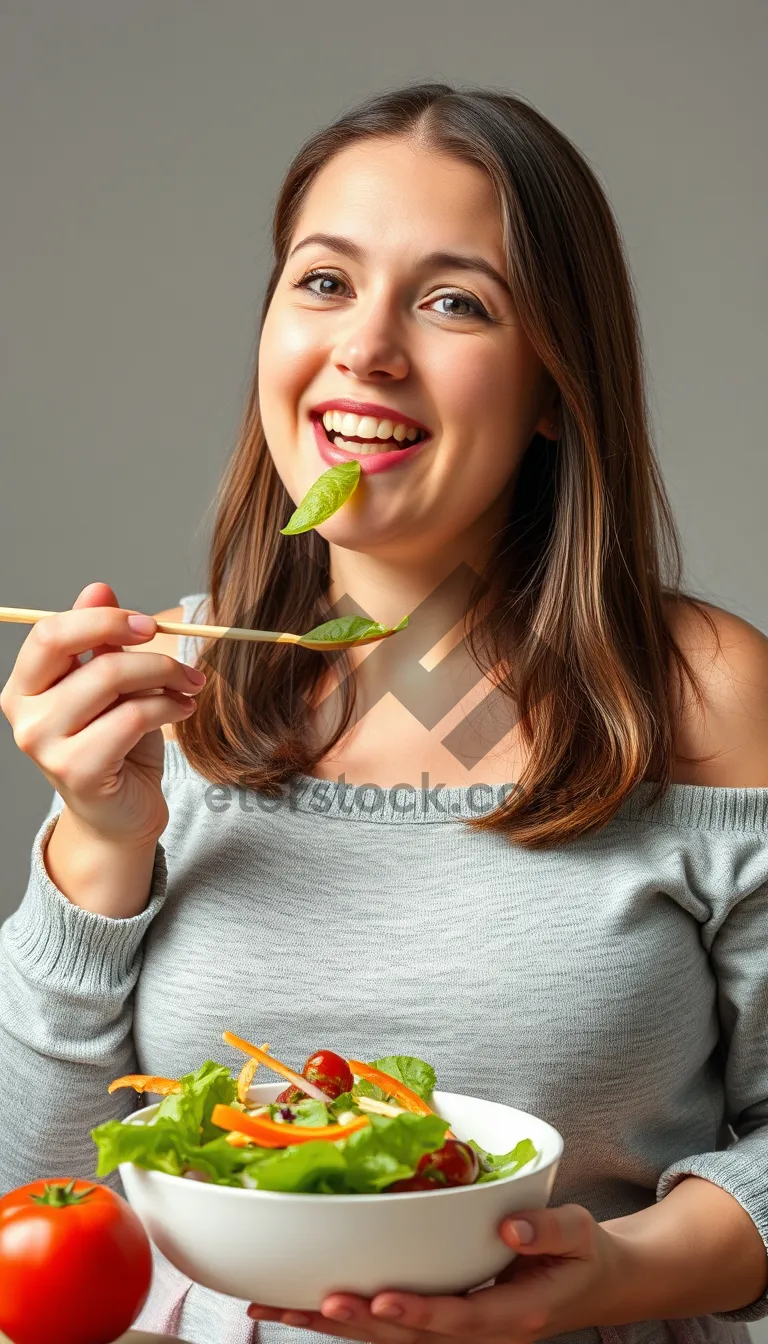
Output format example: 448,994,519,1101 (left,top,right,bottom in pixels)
664,596,768,786
124,606,183,743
